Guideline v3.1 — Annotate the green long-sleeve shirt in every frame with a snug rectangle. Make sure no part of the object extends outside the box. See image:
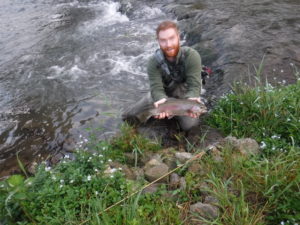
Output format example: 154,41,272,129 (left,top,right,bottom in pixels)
147,46,202,102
